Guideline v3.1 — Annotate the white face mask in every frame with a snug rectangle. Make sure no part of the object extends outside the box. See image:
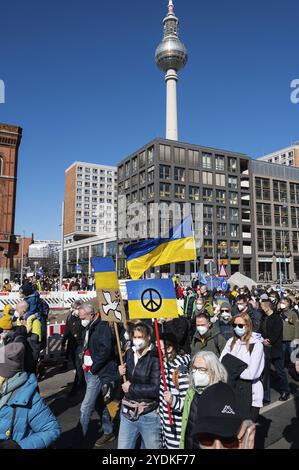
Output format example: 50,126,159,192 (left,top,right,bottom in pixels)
14,312,20,319
279,304,287,310
221,315,230,324
237,304,246,312
133,339,146,351
210,315,218,324
193,370,210,388
197,326,208,336
81,319,90,328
